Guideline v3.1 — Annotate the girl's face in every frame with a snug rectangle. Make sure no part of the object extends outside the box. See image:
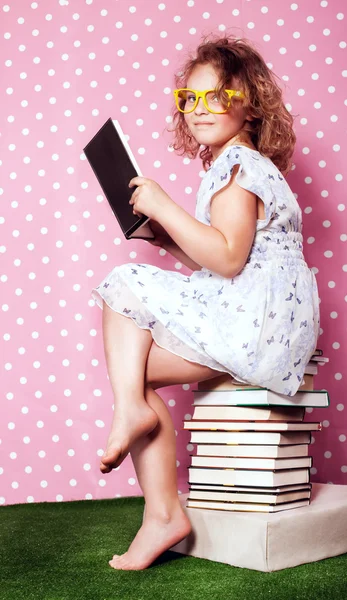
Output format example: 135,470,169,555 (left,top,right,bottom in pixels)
184,63,253,160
